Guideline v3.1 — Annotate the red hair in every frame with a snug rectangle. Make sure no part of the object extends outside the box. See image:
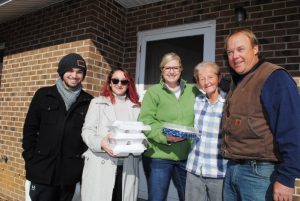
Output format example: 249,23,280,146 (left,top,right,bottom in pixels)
100,67,140,106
